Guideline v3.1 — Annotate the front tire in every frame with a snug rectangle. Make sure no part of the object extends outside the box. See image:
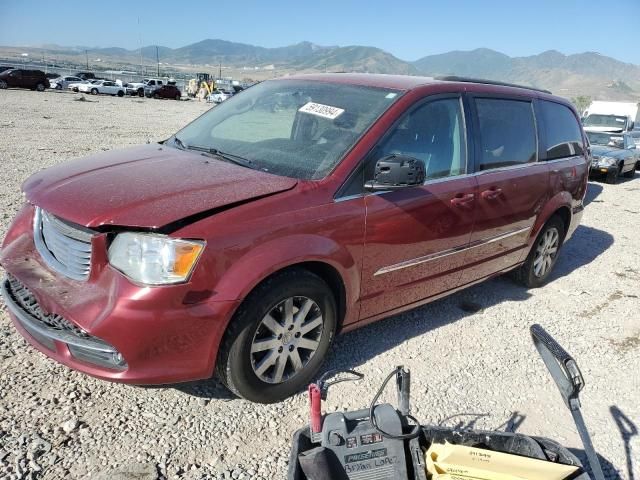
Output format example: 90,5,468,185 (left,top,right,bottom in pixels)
623,166,635,178
117,90,124,97
91,88,98,95
605,168,619,184
216,269,336,403
0,80,7,89
514,216,565,288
